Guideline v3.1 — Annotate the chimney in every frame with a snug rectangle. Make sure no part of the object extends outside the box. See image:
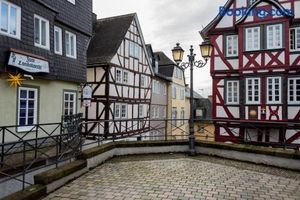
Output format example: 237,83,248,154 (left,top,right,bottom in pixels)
208,95,213,103
92,13,97,25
